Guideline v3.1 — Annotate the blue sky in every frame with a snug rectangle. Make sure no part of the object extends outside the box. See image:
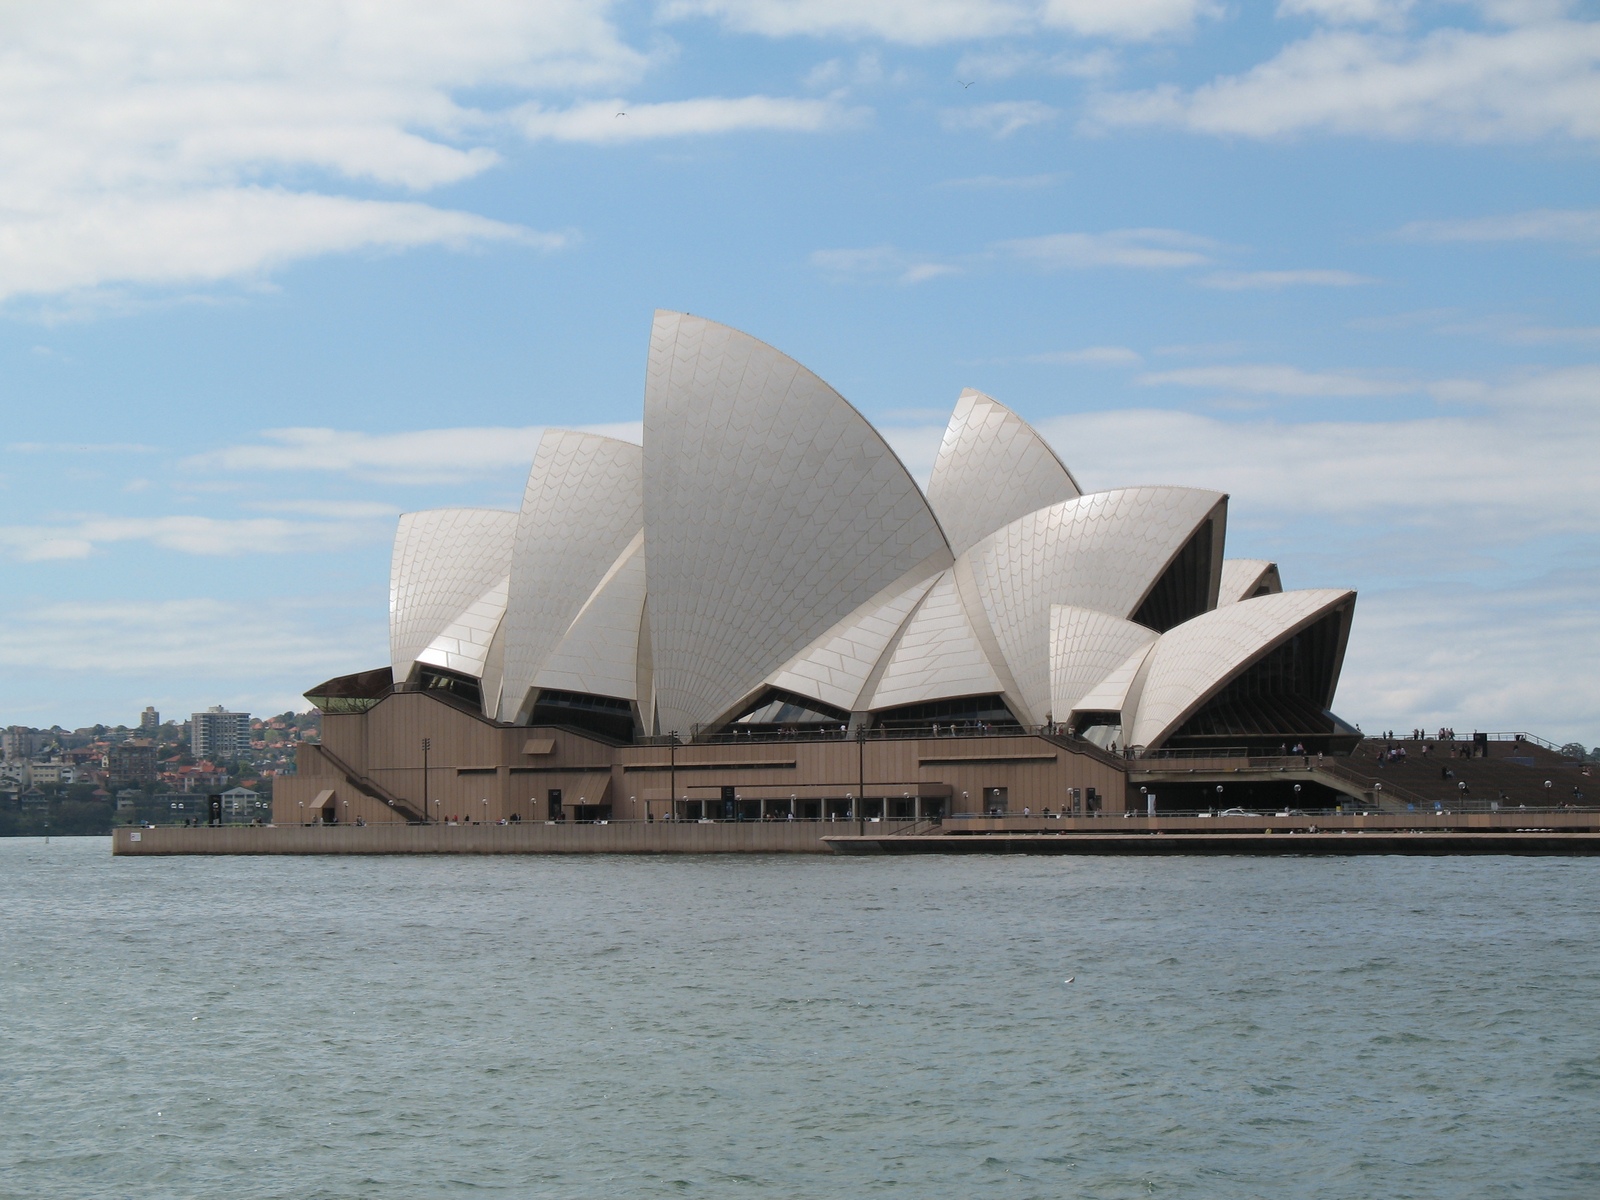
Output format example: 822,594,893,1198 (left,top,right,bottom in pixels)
1,0,1596,743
